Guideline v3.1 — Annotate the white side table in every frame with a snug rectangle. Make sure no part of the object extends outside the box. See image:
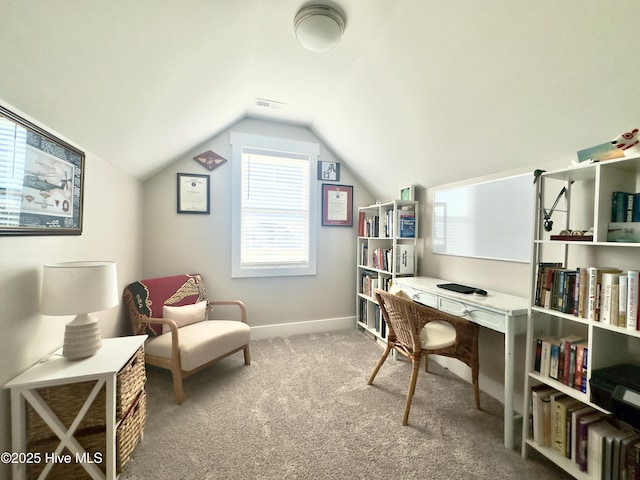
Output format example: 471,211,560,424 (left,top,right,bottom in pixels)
4,335,147,480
